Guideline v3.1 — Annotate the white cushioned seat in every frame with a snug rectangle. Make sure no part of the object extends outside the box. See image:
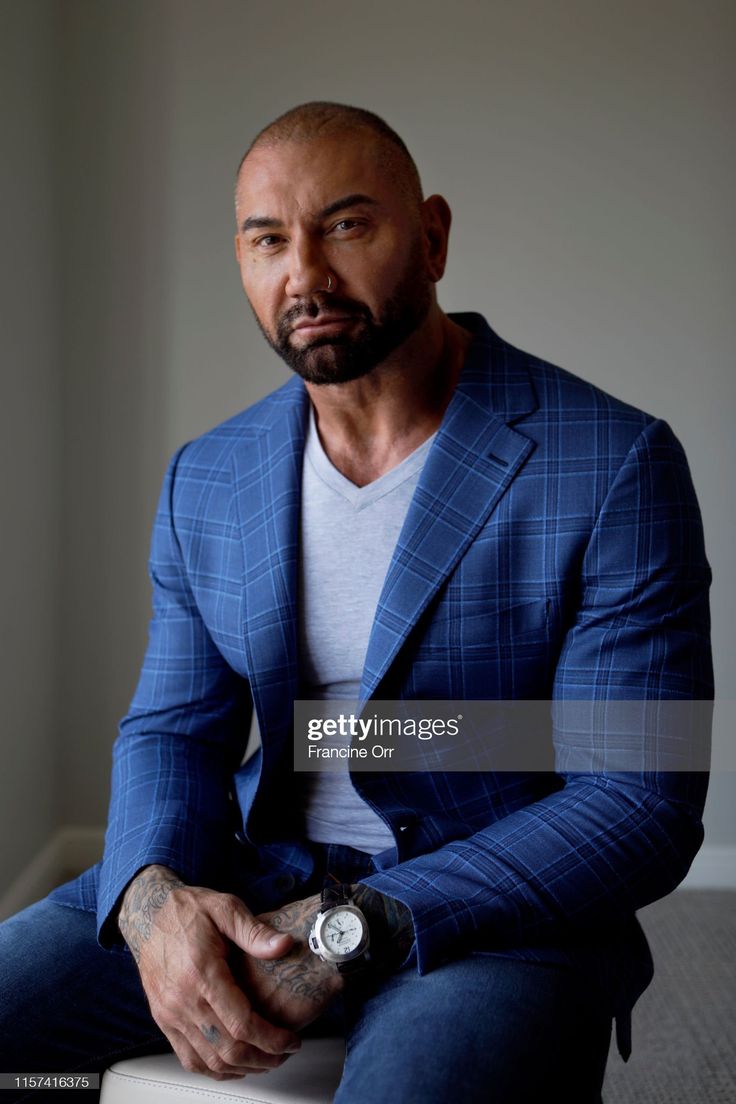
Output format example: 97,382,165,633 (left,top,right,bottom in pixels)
100,1040,346,1104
